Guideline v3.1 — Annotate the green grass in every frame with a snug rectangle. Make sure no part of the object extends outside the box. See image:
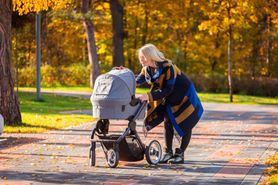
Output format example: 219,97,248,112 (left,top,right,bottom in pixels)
18,86,278,105
135,88,278,105
18,86,93,93
198,93,278,105
7,87,277,133
4,92,93,133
